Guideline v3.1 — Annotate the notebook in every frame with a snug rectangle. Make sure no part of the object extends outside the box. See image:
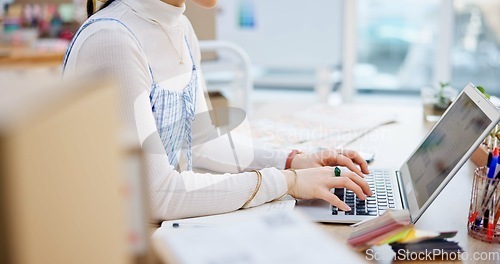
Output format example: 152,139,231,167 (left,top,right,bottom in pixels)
296,83,500,224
